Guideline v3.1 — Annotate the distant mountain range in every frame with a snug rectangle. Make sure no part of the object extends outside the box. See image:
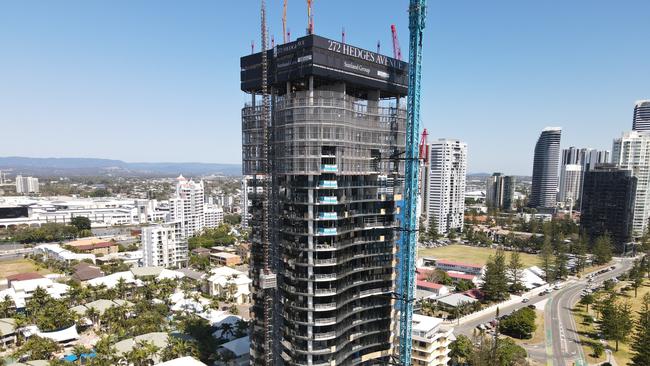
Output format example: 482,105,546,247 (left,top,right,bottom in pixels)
0,157,242,177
